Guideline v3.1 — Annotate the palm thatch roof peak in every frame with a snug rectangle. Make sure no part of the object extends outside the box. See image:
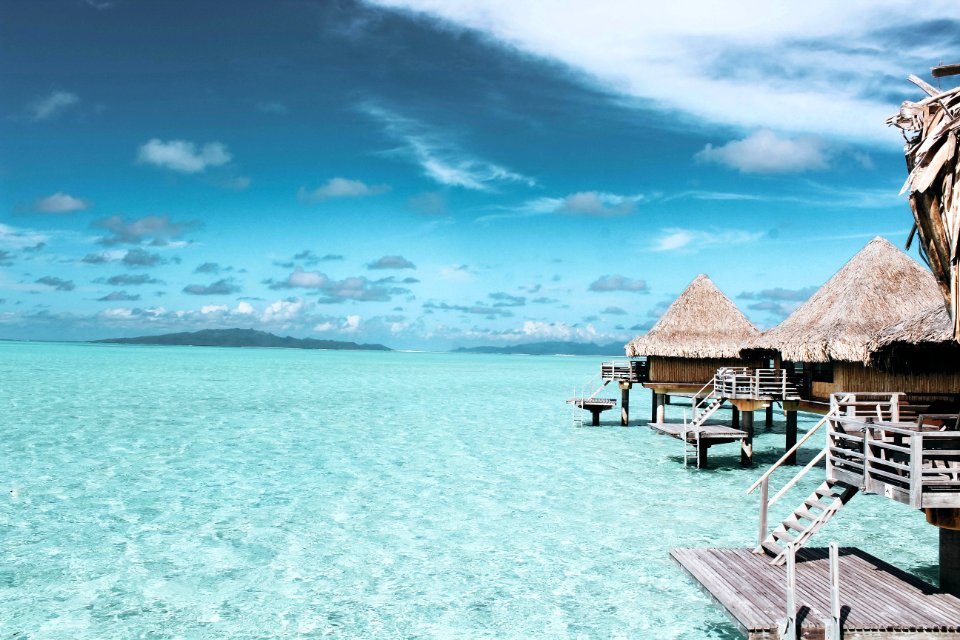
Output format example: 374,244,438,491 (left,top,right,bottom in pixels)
625,274,759,358
746,236,941,363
